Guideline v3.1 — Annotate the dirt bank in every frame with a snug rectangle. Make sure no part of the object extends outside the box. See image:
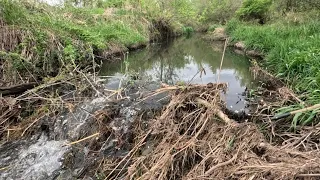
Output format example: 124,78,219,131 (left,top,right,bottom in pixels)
101,19,180,61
